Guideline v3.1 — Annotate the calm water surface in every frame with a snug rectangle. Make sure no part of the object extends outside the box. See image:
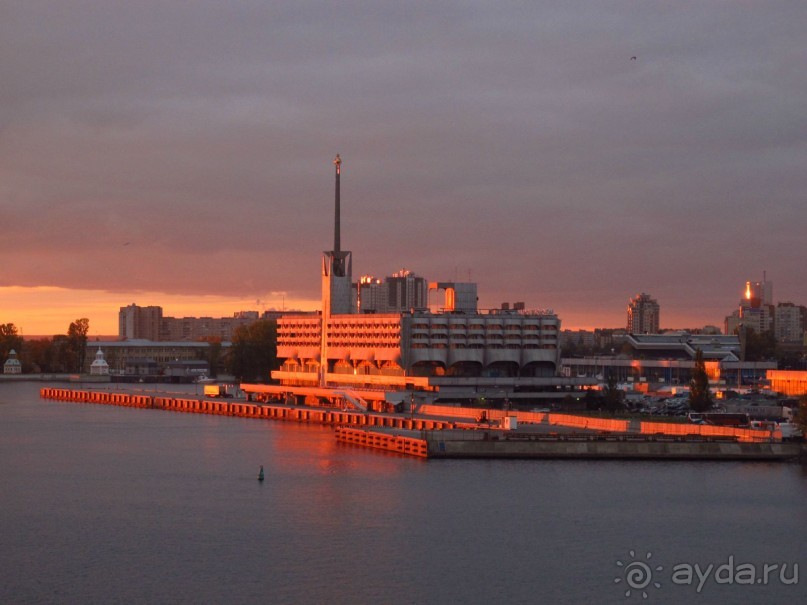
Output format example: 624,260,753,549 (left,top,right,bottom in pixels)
1,382,805,604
